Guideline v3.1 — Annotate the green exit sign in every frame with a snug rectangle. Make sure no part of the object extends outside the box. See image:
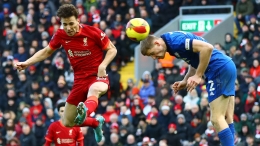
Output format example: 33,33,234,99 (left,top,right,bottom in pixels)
180,20,214,32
